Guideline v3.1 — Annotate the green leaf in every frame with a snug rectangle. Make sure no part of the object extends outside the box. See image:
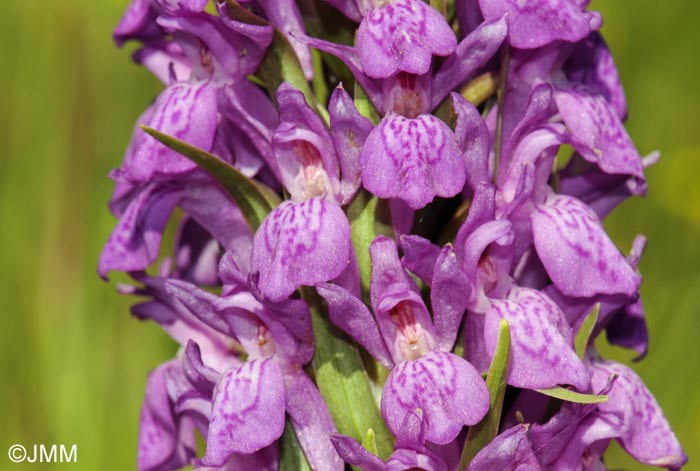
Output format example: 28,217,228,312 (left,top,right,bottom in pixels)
302,287,394,460
347,190,394,302
534,386,609,404
280,420,312,471
575,303,600,359
459,319,511,471
140,126,277,230
353,82,380,125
